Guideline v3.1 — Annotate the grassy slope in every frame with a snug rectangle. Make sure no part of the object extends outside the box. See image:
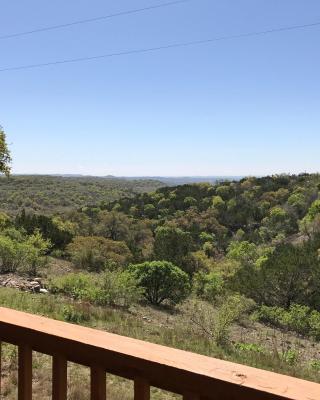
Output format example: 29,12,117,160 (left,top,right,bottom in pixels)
0,175,164,215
